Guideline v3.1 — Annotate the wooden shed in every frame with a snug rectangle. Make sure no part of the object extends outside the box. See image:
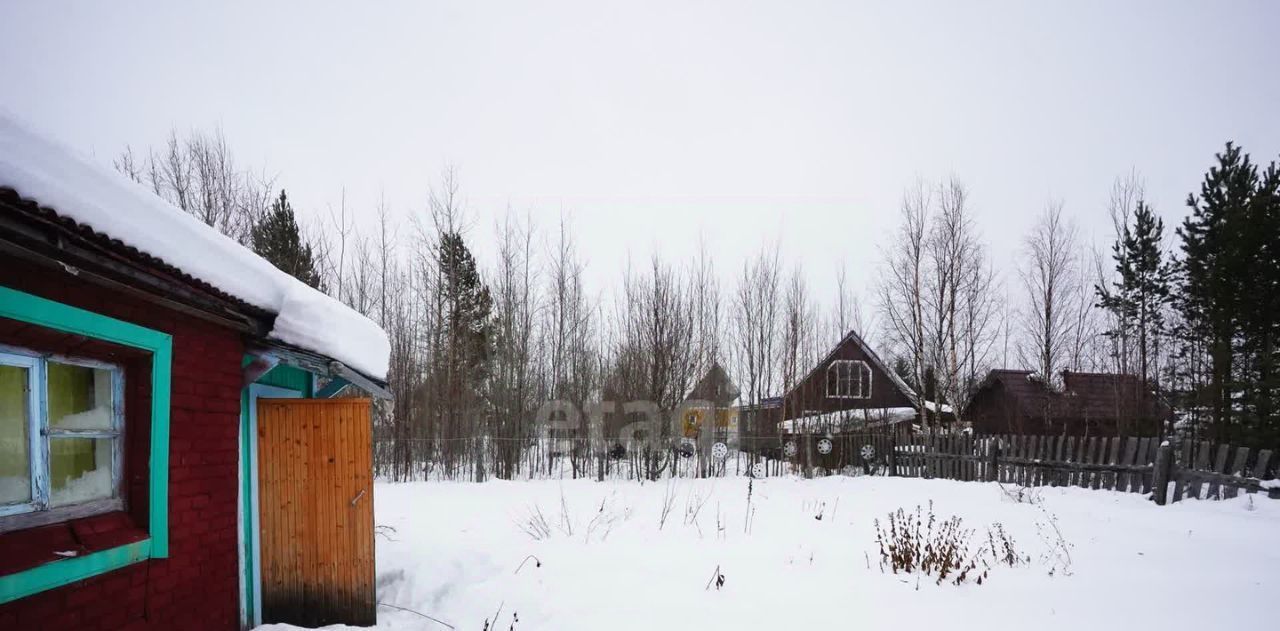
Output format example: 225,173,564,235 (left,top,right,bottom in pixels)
0,114,391,630
965,369,1171,437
